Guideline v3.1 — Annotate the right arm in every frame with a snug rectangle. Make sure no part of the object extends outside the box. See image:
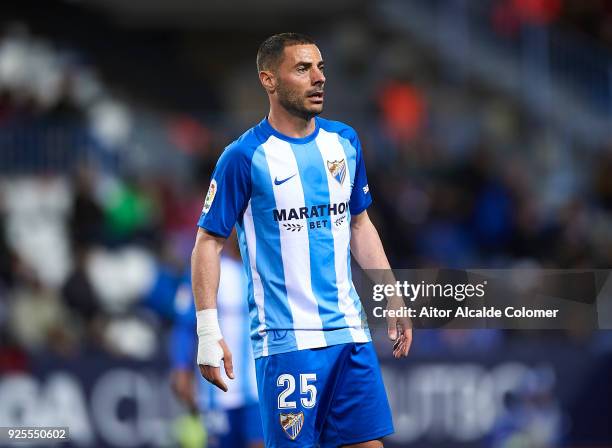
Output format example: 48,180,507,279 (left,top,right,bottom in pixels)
192,227,225,311
192,228,234,392
192,142,252,391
